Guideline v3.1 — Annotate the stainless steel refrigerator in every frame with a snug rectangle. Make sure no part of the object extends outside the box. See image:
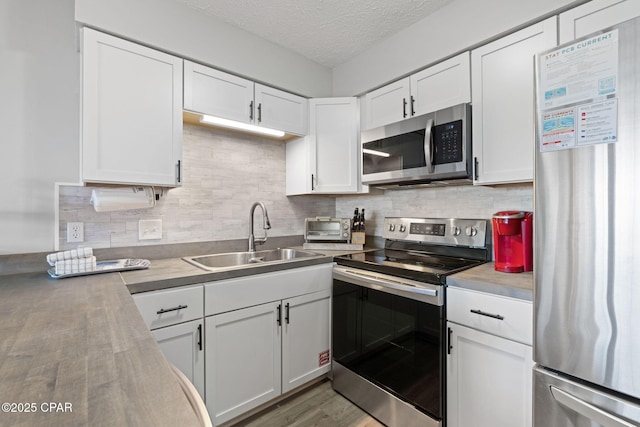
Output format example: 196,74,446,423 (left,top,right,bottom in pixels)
534,16,640,426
